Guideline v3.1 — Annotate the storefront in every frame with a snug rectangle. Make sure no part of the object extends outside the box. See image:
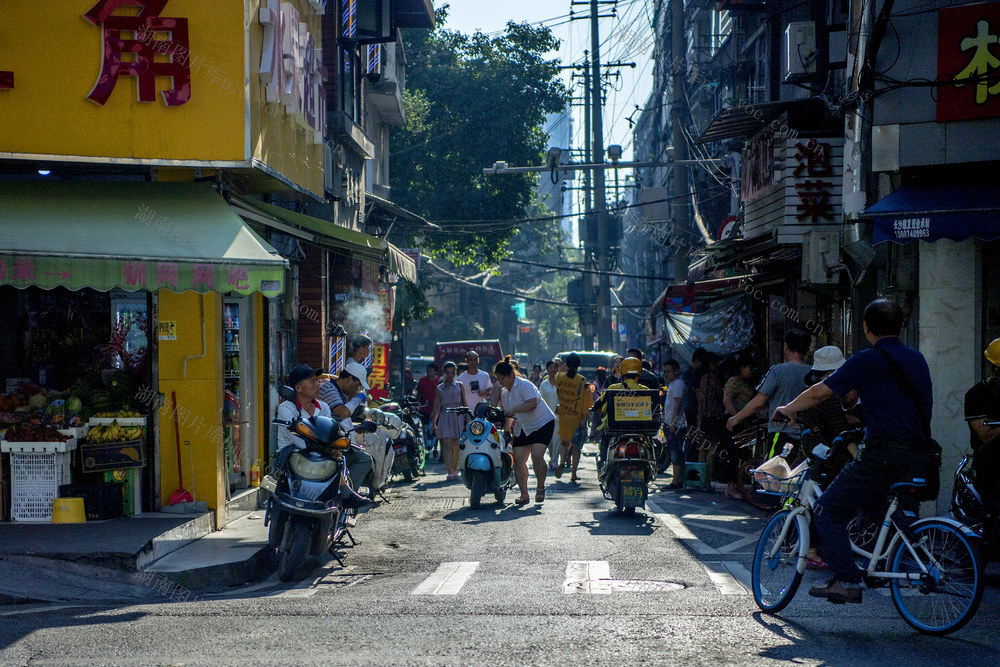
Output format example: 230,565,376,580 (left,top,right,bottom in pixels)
0,181,286,527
